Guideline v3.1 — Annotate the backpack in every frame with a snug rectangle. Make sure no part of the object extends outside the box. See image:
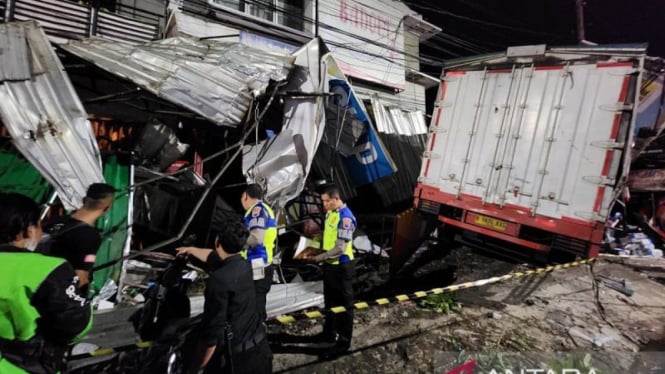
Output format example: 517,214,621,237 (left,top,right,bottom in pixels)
36,221,87,255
